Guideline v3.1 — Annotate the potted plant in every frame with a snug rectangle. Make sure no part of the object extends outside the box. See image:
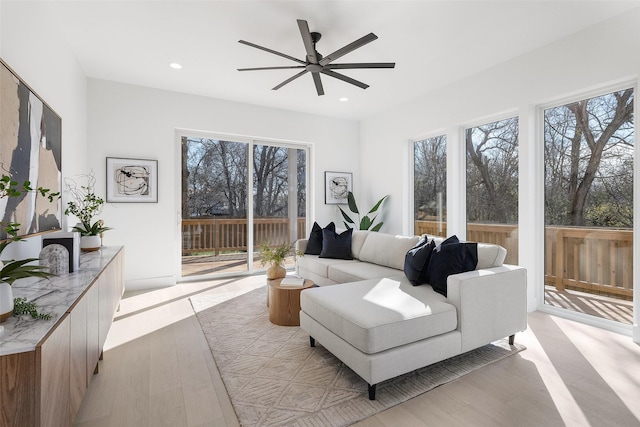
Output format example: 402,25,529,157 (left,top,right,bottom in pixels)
0,175,57,322
64,172,111,251
338,191,389,231
259,241,296,280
